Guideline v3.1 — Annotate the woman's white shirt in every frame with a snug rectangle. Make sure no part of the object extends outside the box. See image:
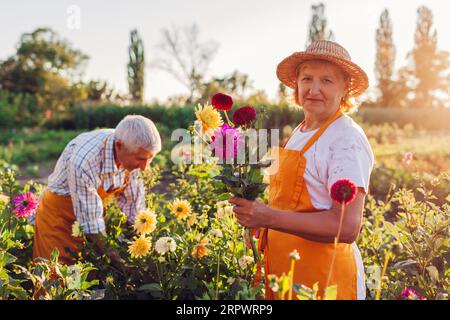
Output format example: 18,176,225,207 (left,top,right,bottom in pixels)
284,114,374,209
